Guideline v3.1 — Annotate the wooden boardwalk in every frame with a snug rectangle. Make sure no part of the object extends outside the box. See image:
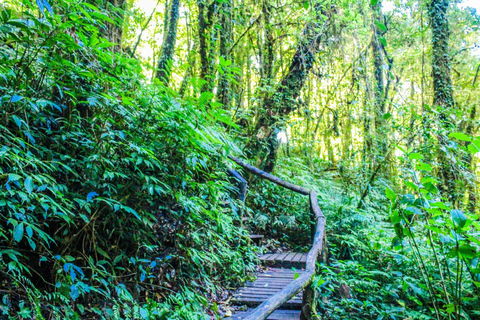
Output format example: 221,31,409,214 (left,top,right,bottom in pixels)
226,255,307,319
225,157,326,319
258,253,307,269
